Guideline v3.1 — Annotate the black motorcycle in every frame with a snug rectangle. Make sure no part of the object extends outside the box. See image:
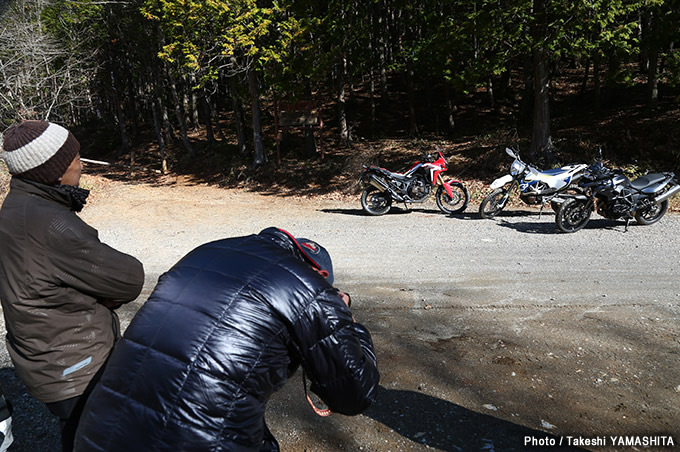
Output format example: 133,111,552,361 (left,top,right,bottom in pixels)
554,155,679,233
